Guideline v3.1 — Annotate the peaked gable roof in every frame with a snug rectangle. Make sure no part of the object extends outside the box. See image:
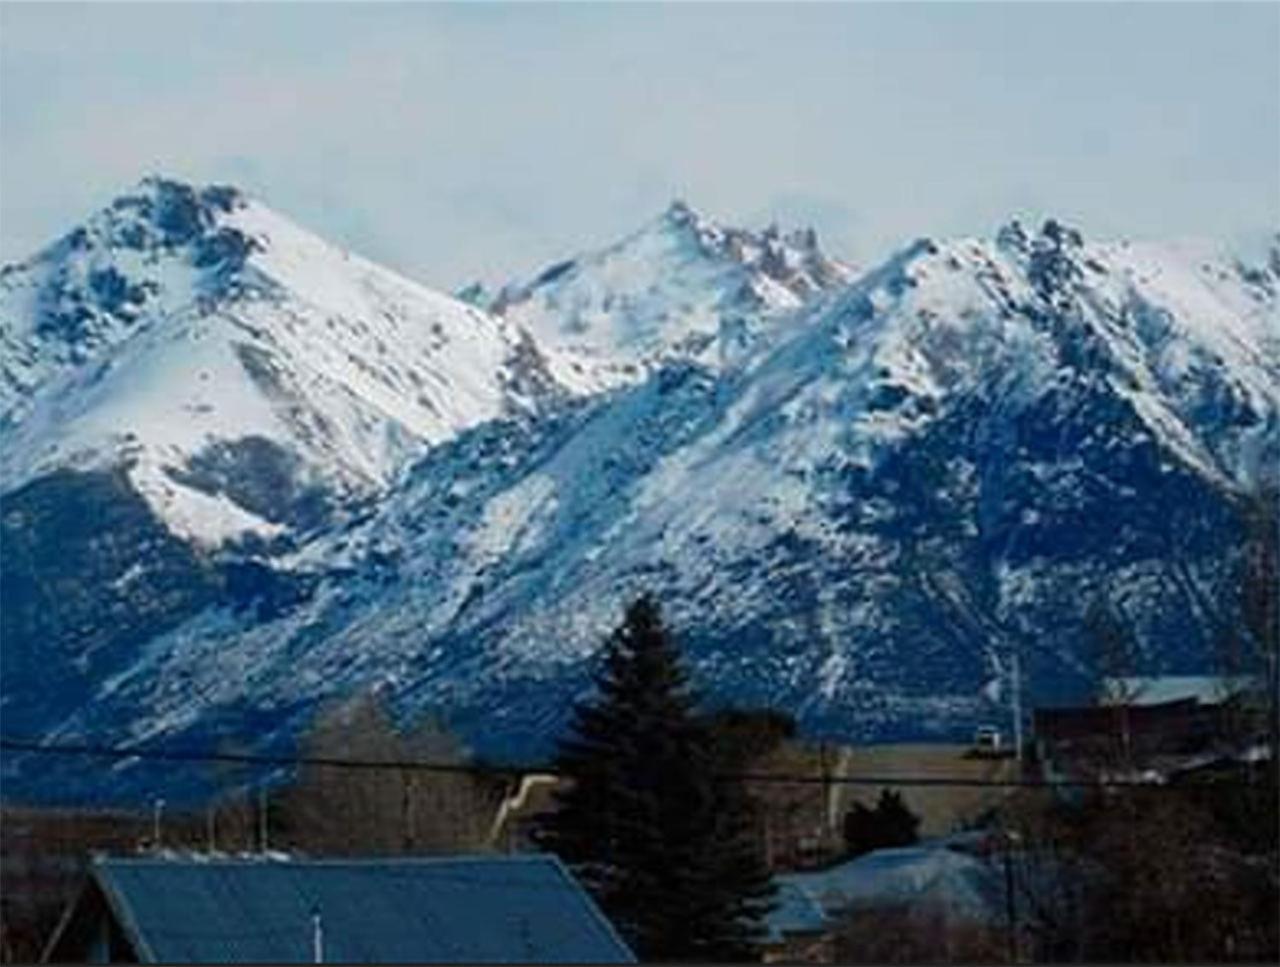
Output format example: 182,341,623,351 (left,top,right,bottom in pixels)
1097,675,1256,707
775,846,1003,925
70,854,634,964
